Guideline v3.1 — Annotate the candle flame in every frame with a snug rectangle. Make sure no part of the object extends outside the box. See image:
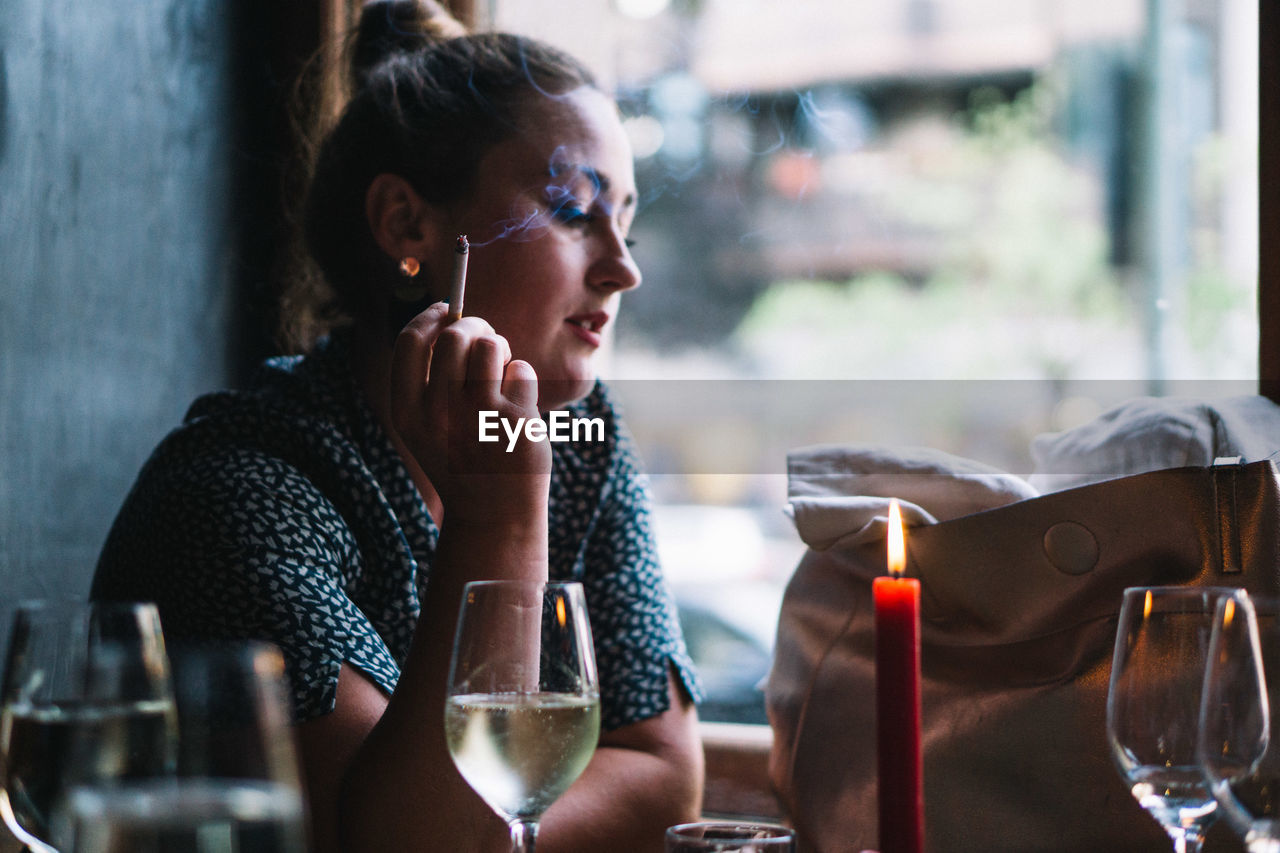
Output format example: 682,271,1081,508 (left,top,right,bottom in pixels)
556,595,567,629
888,498,905,577
1143,589,1153,620
1222,596,1235,631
